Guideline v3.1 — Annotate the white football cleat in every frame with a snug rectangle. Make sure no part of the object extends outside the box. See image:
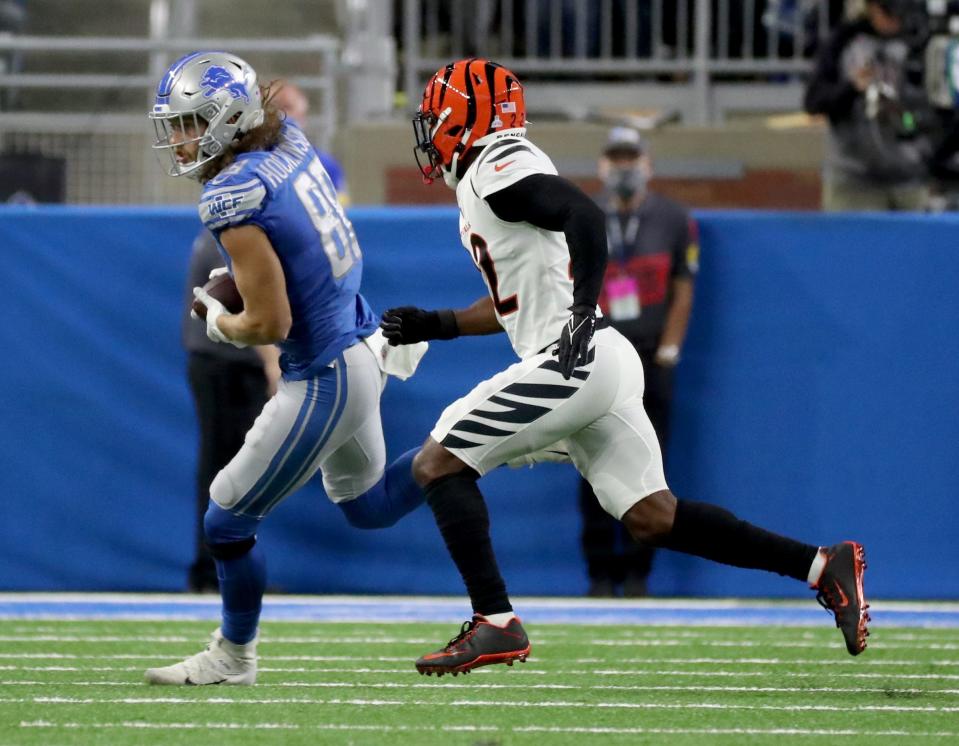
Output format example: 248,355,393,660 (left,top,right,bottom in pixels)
144,628,257,686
